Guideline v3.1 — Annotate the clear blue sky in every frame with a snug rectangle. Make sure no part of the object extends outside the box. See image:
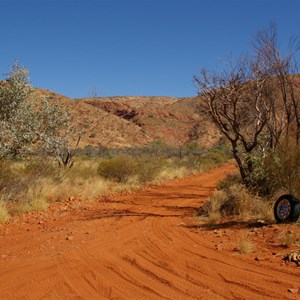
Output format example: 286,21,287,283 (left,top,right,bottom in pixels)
1,0,299,98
